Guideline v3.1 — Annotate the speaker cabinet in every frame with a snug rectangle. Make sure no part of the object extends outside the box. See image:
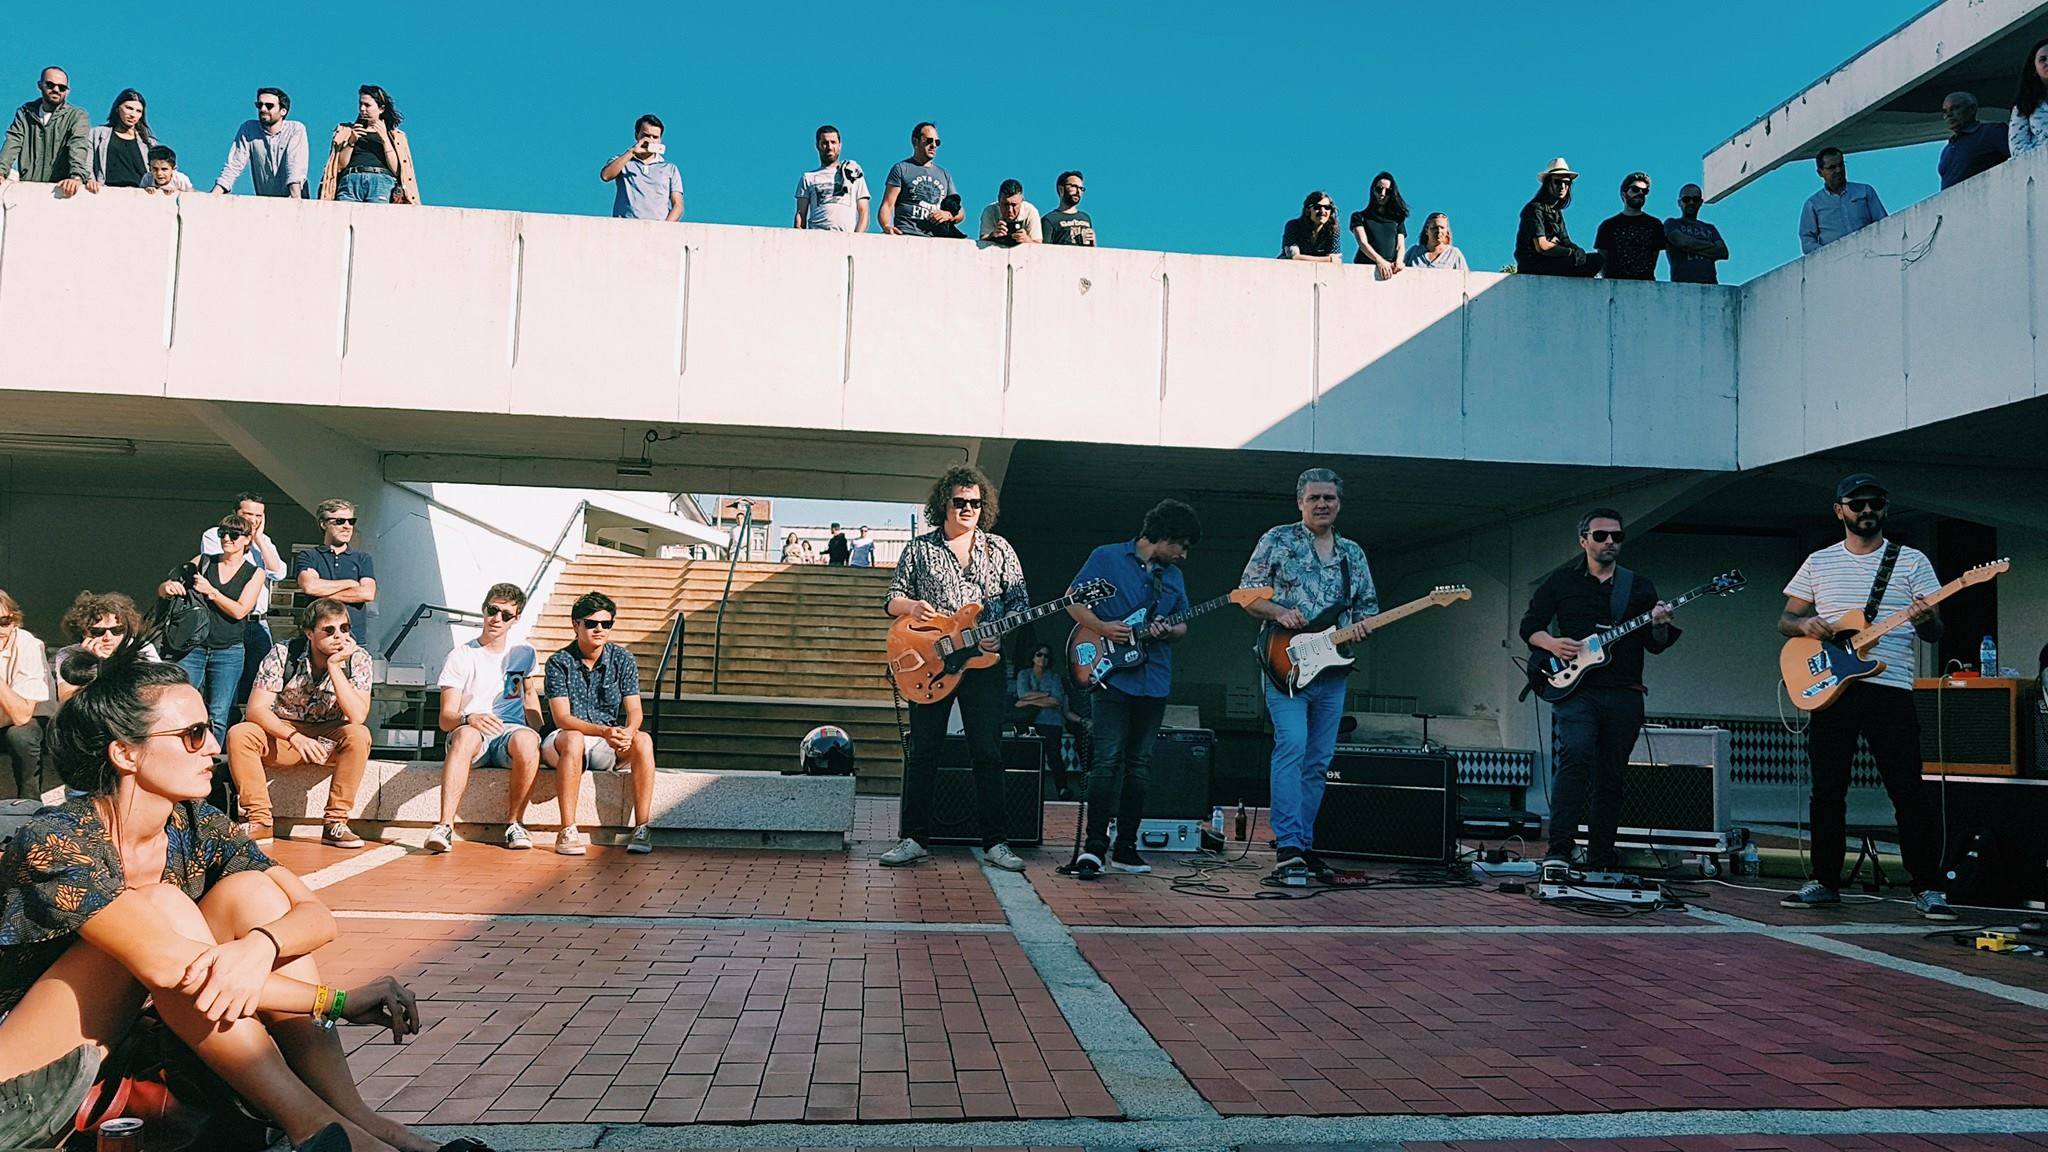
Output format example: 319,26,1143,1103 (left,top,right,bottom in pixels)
1915,677,2028,776
1145,728,1216,818
925,734,1046,846
1312,747,1458,864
